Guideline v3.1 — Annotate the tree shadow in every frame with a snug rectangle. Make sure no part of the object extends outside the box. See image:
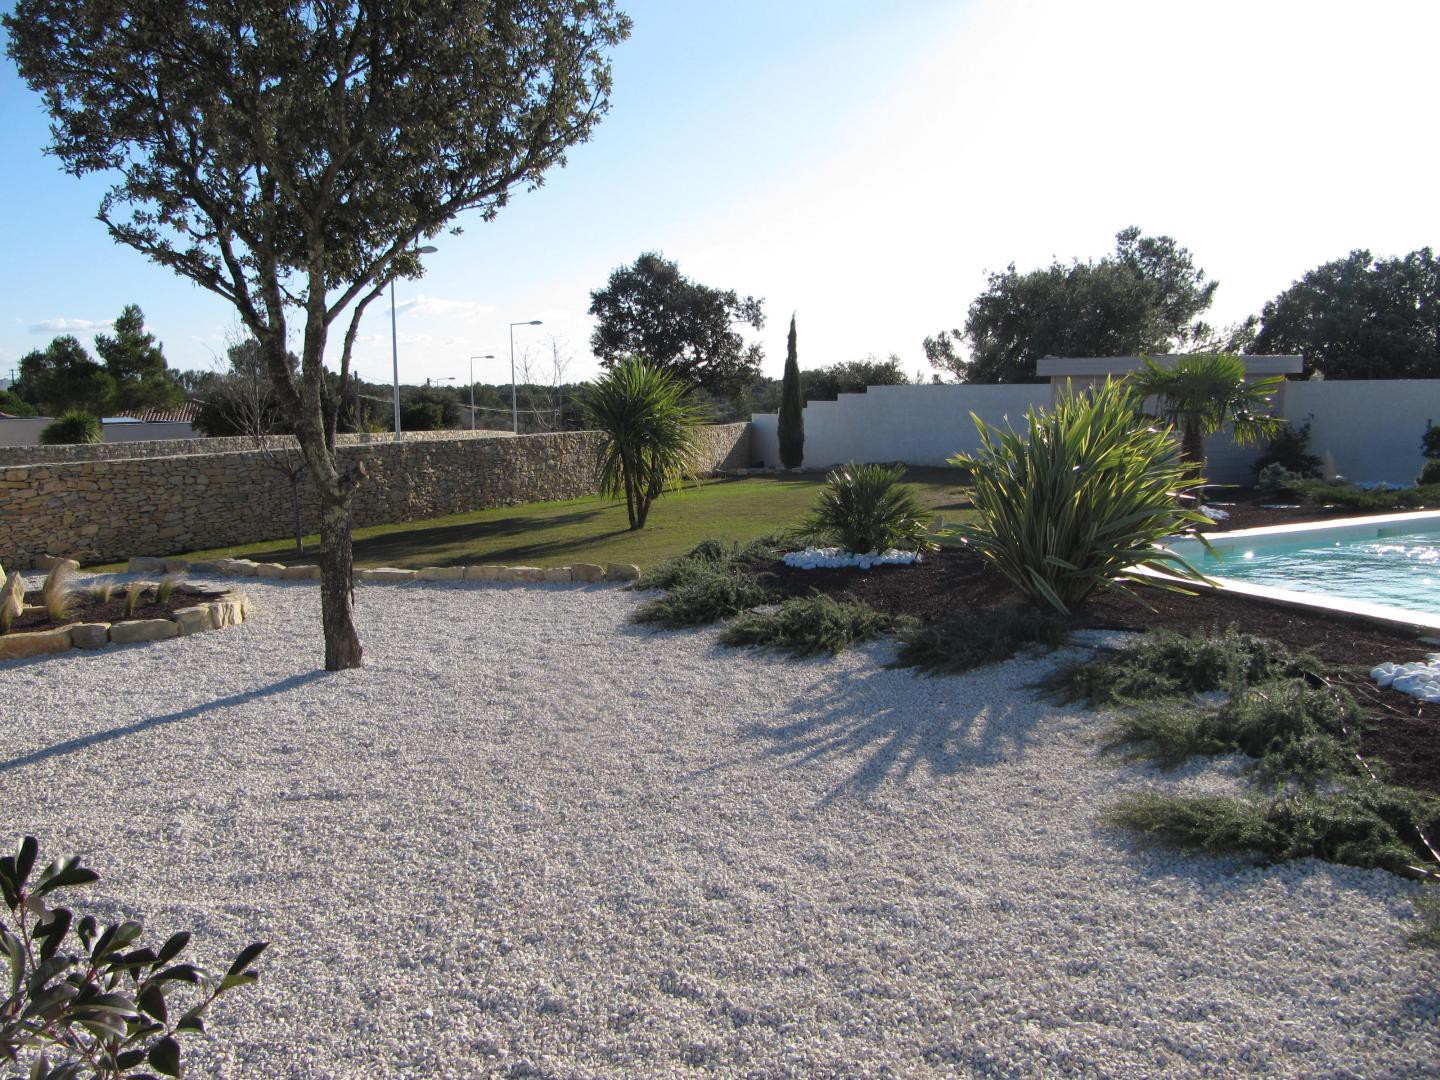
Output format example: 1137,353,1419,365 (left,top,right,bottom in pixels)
743,661,1047,806
0,671,330,774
